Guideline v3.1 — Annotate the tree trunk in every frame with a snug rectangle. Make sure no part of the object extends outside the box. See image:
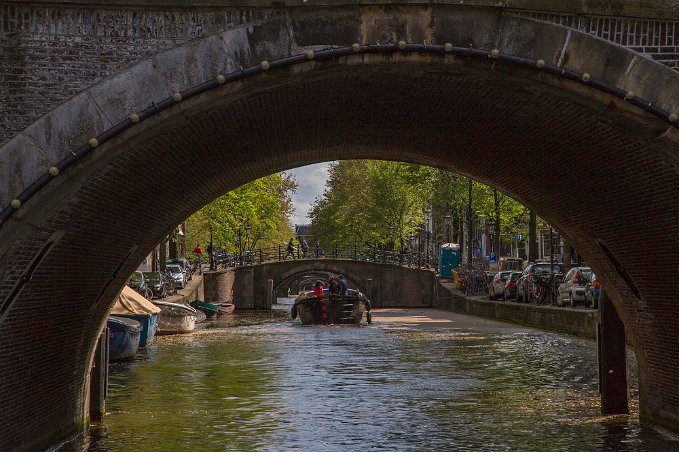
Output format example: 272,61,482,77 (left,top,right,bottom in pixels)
159,238,167,271
495,214,501,257
467,179,473,268
528,210,538,262
169,232,178,259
